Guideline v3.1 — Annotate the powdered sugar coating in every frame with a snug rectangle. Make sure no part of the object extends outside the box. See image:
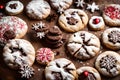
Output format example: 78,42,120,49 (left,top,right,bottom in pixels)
3,39,35,69
26,0,51,20
0,16,28,39
36,48,54,65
